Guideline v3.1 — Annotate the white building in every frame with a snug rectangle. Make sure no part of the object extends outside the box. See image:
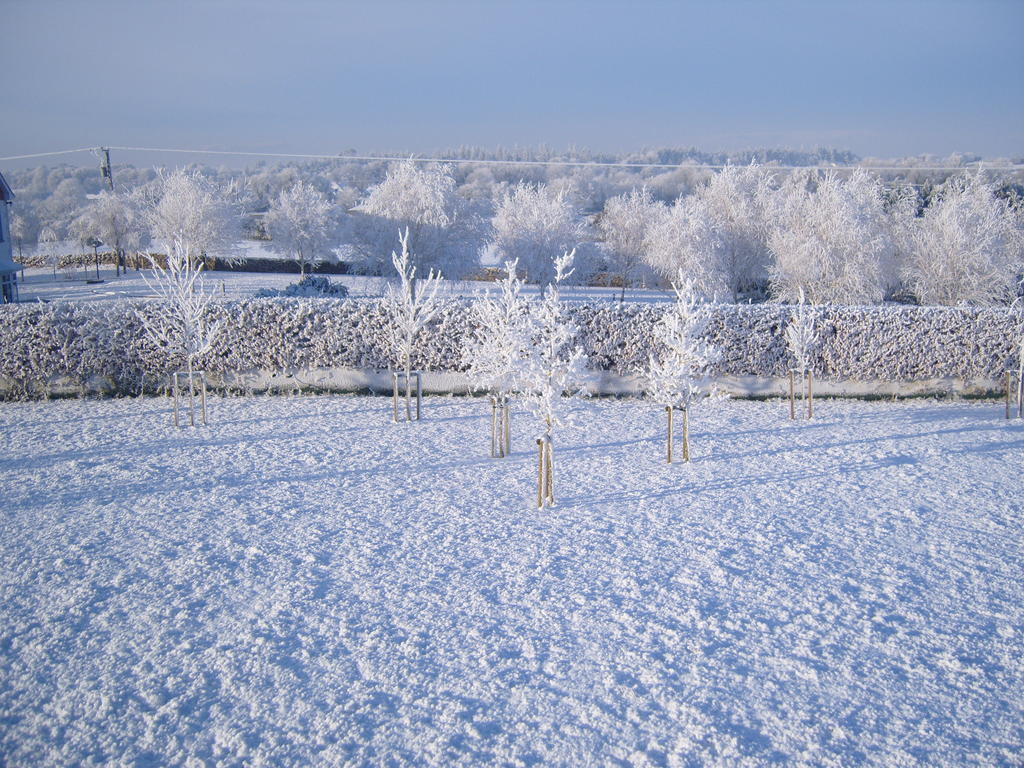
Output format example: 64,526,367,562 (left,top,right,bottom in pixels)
0,170,20,303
